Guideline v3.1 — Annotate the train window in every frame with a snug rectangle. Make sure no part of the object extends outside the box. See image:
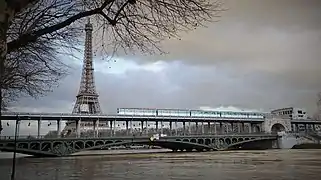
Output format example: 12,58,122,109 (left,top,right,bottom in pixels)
298,110,302,114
